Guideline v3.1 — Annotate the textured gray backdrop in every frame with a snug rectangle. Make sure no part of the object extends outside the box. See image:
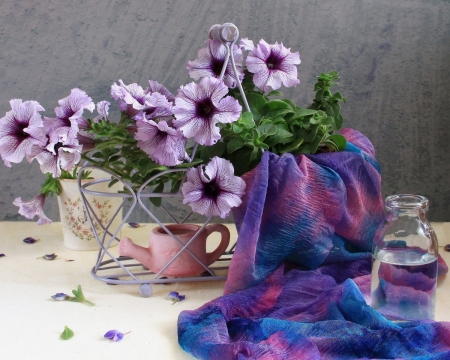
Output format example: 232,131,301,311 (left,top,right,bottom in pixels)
0,0,449,223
